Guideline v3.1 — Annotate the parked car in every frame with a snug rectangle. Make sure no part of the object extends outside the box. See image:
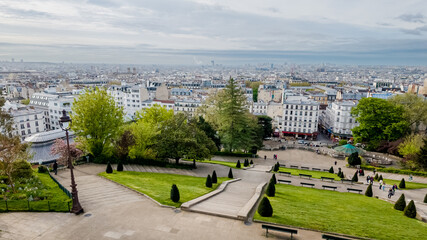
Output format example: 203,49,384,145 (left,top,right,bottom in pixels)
298,140,305,144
